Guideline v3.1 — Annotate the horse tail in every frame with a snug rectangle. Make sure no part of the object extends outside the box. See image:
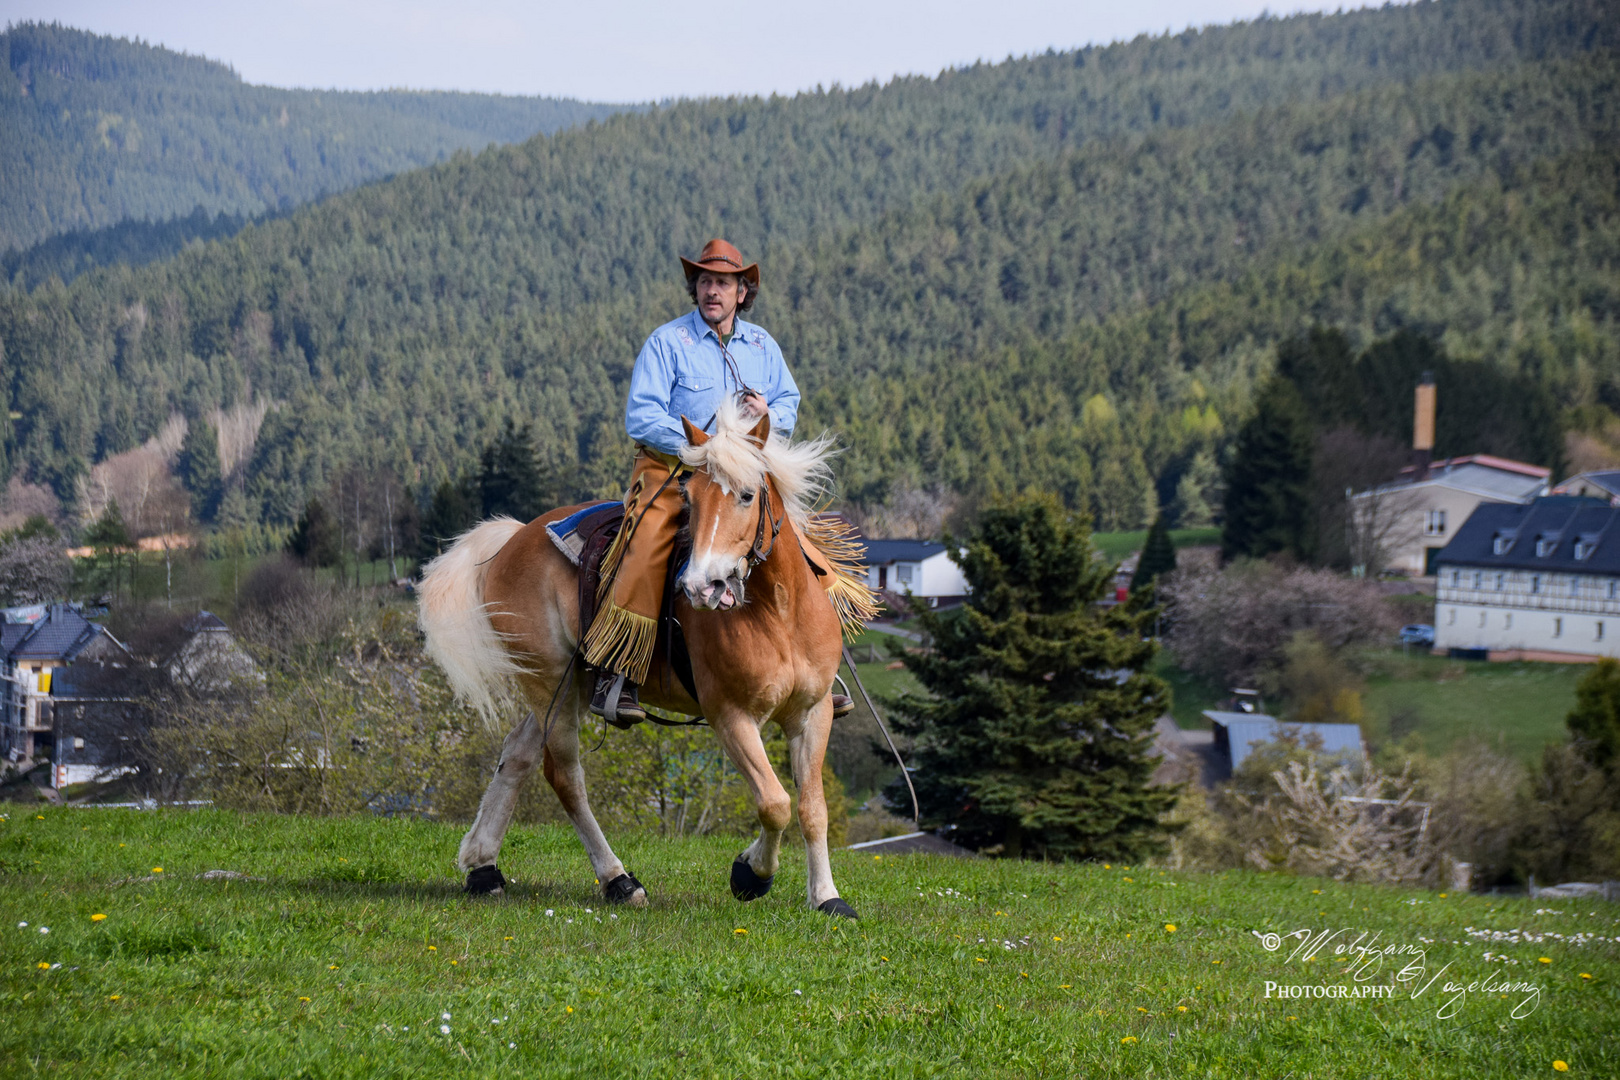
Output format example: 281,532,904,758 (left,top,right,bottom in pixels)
417,517,528,726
